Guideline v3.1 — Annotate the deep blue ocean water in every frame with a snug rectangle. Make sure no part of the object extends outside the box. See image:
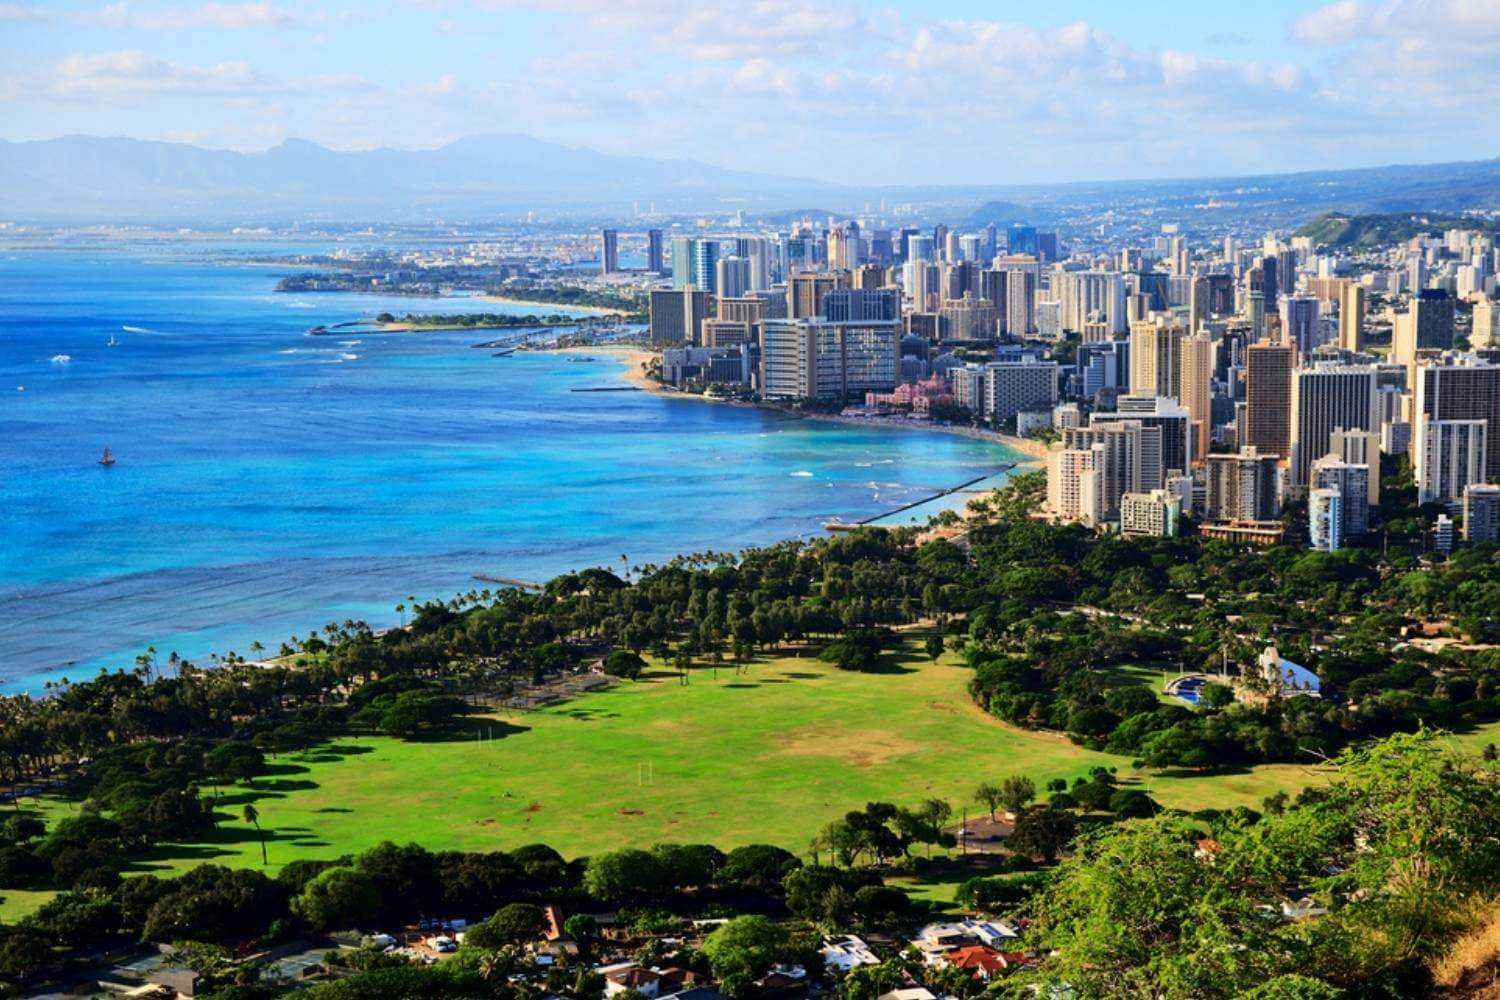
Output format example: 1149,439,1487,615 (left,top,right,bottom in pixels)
0,243,1017,693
